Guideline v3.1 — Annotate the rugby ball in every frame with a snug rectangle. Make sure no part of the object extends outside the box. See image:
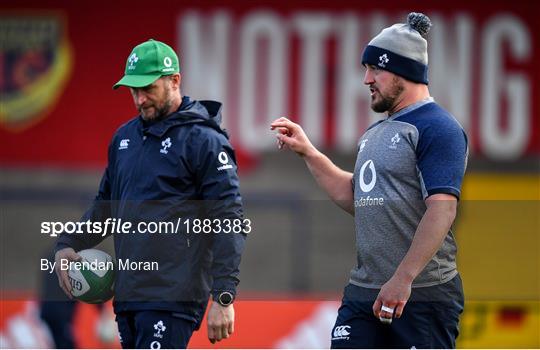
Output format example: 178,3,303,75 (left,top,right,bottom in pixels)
68,249,115,303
